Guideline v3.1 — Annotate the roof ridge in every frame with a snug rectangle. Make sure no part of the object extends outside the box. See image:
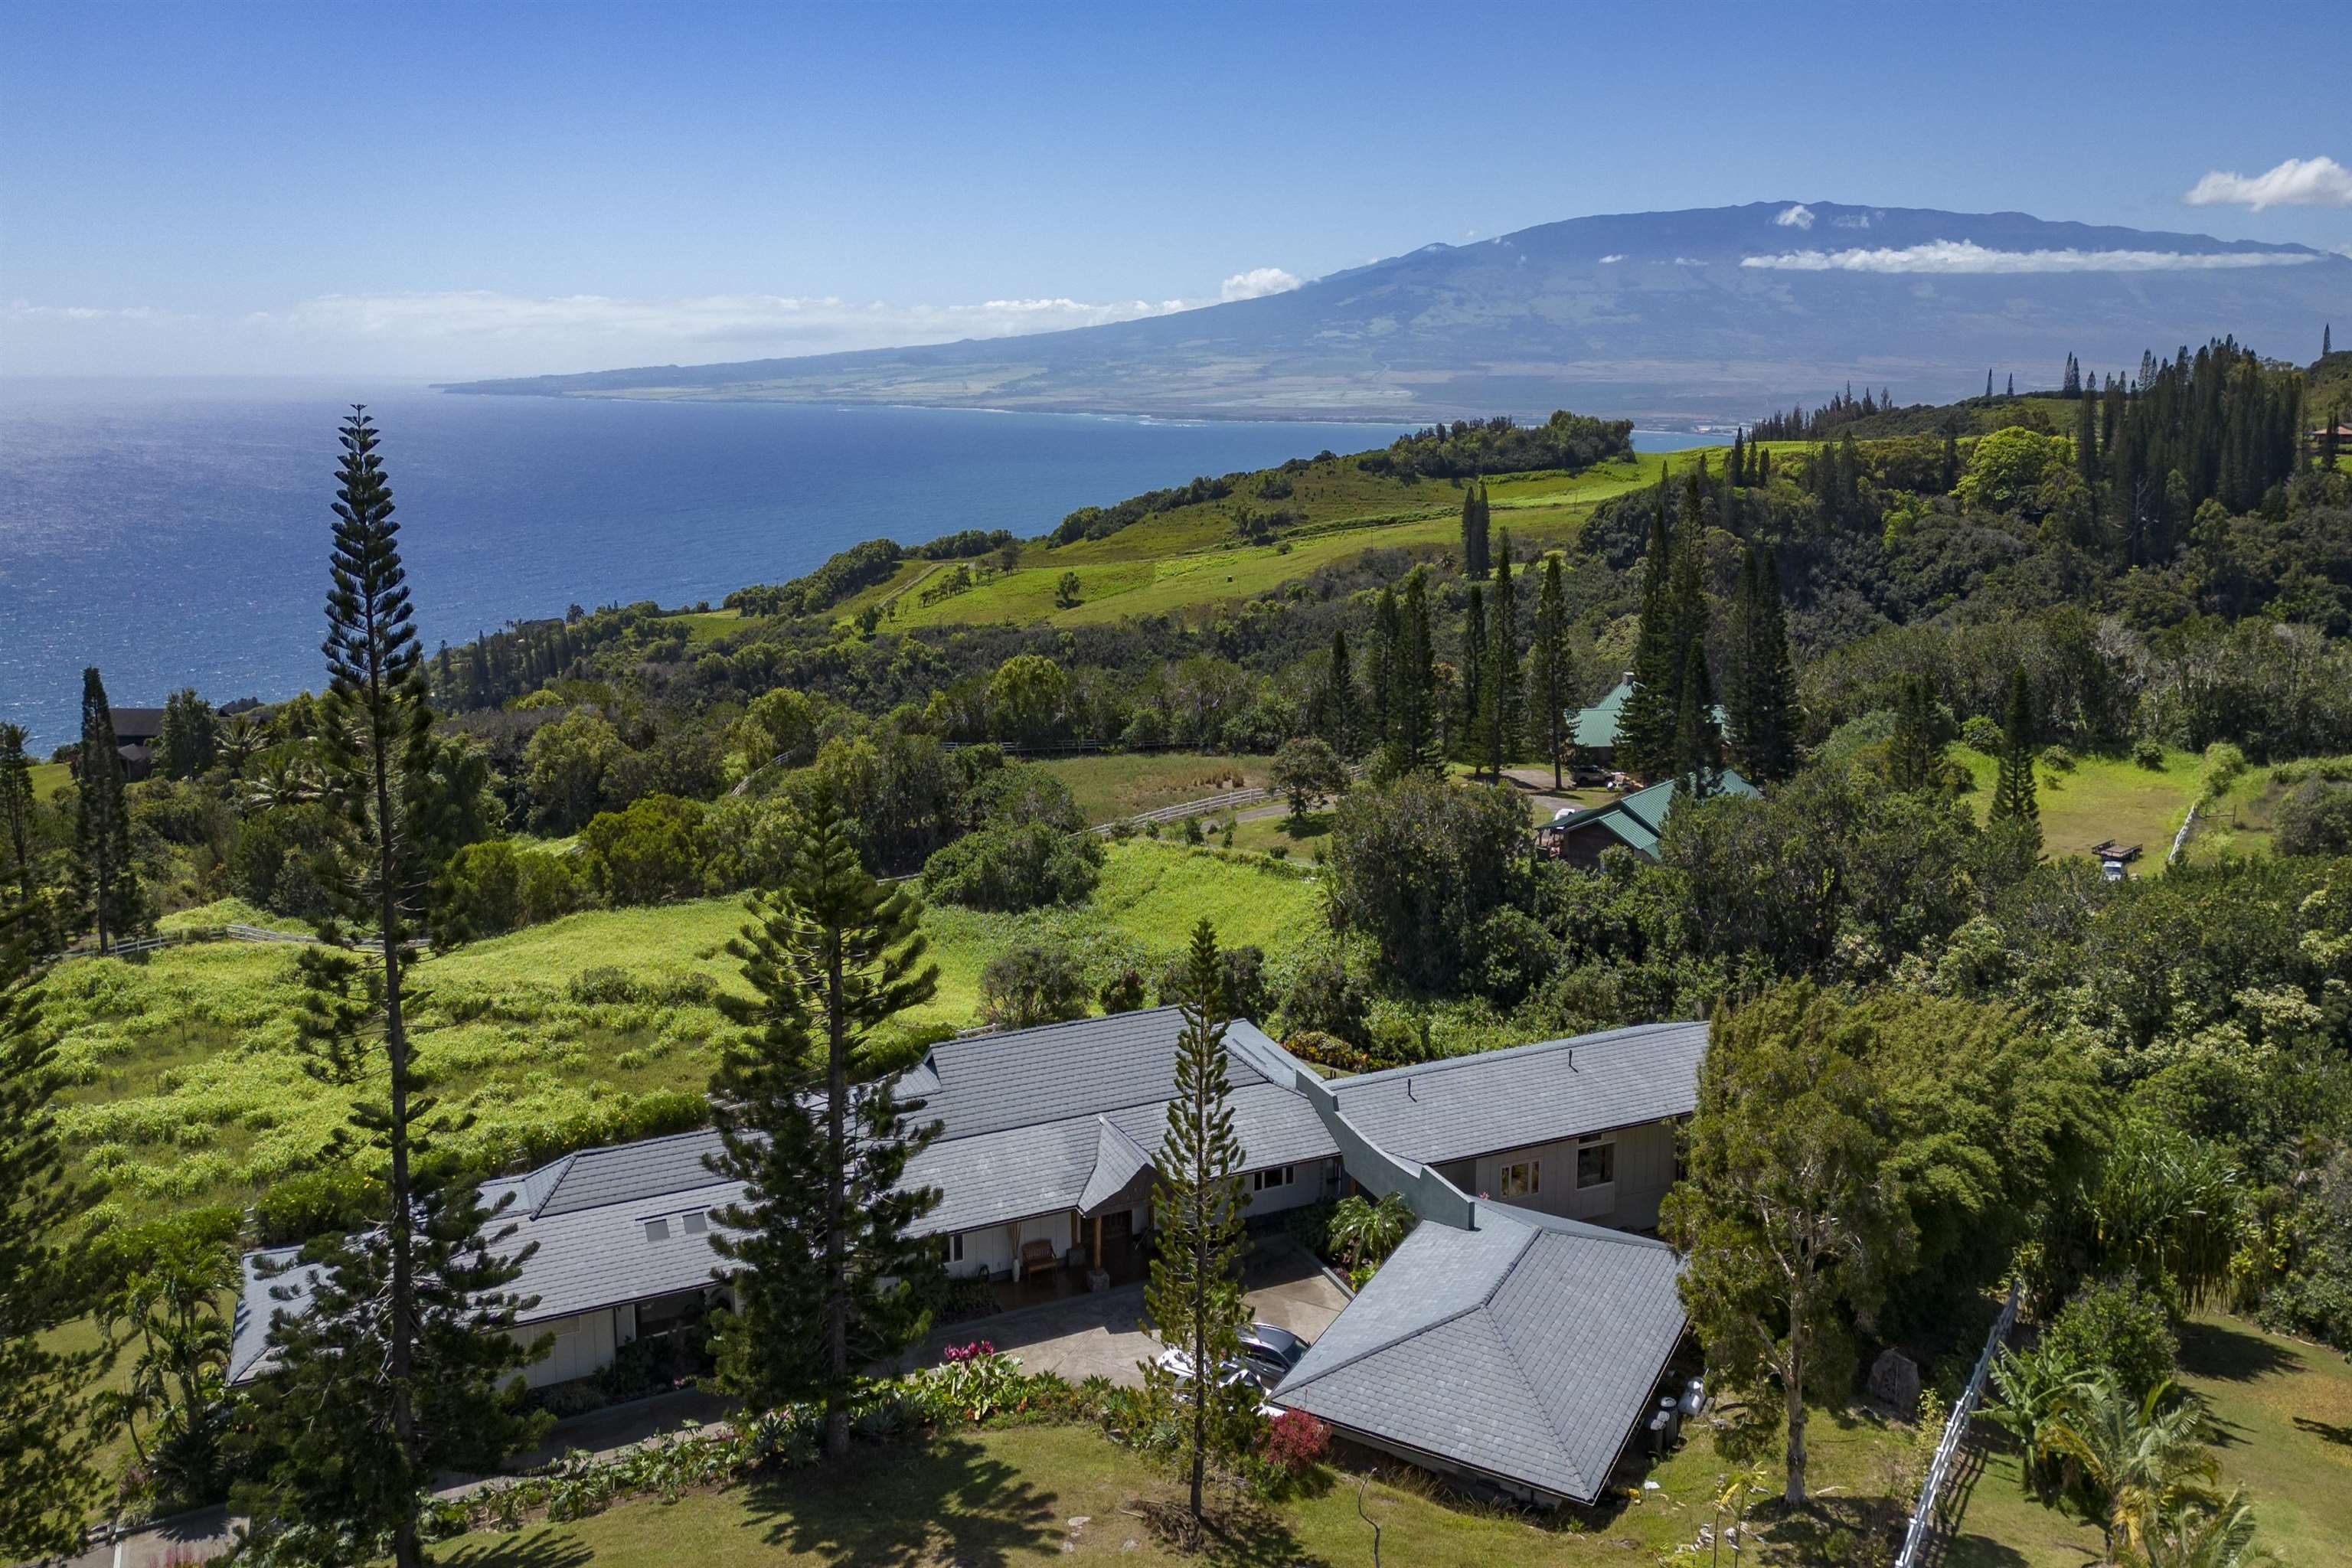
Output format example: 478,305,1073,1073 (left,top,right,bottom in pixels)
1471,1272,1592,1496
1284,1224,1539,1395
1333,1020,1704,1088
